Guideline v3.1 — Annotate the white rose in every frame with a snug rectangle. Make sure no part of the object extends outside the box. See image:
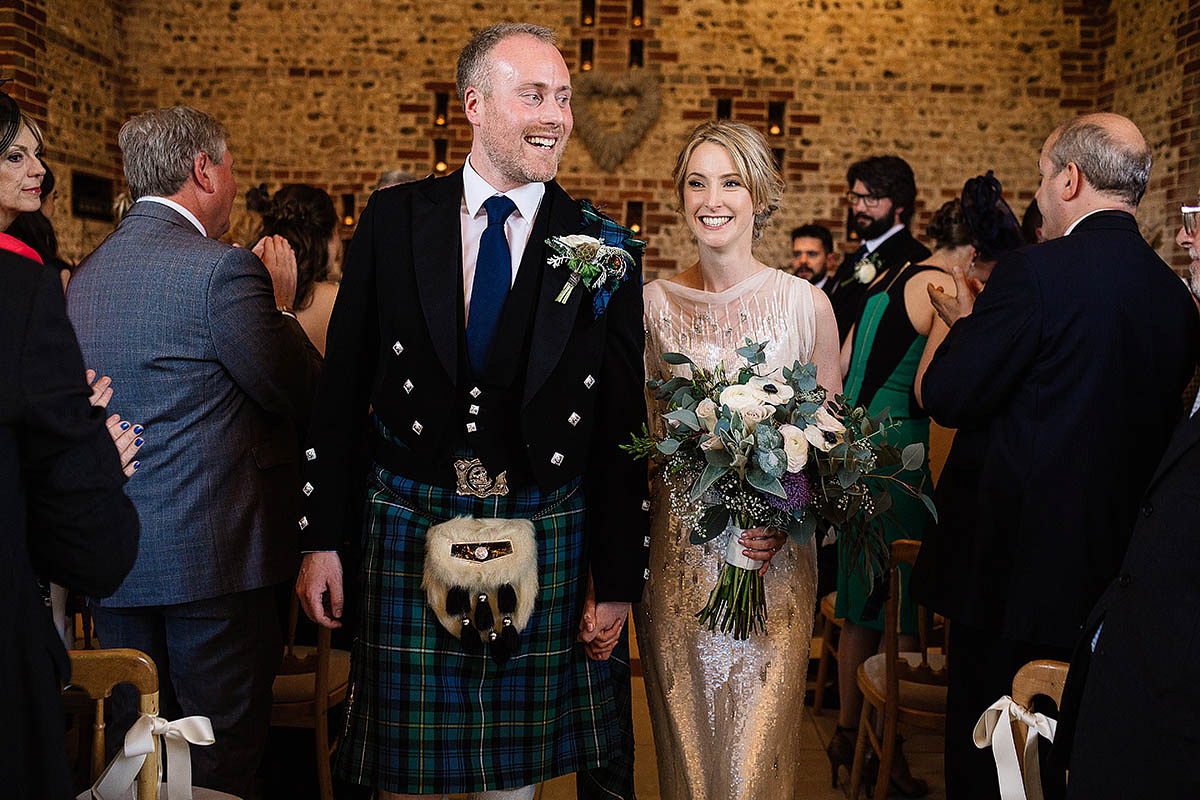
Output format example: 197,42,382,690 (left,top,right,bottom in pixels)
779,424,809,472
696,398,719,432
747,375,795,404
854,258,877,284
719,384,769,414
559,234,603,249
739,404,774,431
699,433,725,451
